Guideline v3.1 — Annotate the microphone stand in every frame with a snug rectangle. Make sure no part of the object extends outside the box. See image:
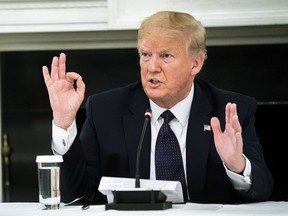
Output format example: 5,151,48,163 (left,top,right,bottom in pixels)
105,109,172,210
135,109,151,188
